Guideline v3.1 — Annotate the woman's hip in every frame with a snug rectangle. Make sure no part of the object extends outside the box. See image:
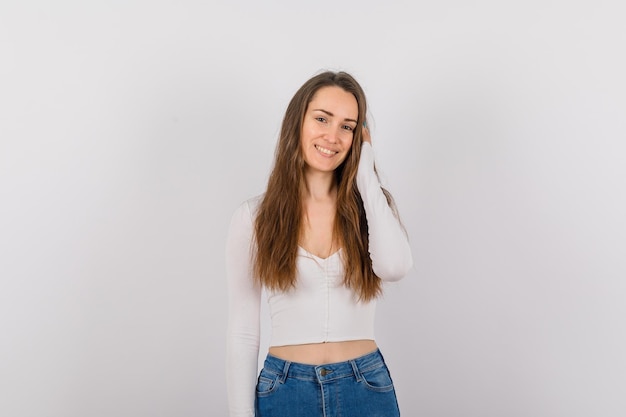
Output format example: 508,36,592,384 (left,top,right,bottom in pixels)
255,349,400,417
